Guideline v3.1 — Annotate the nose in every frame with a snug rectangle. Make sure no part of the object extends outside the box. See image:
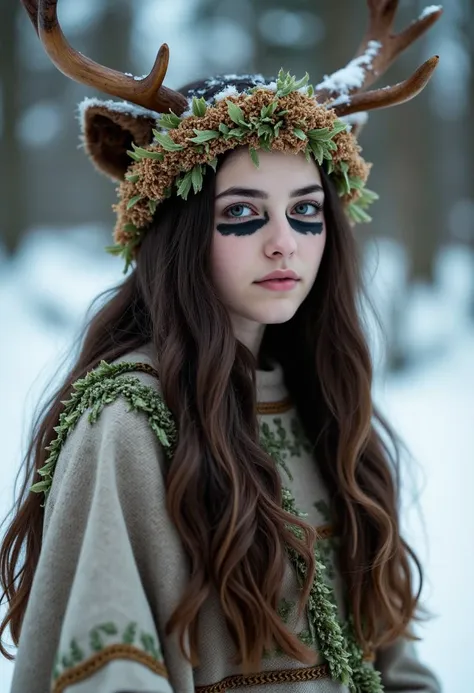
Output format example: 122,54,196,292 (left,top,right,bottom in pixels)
263,215,298,257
